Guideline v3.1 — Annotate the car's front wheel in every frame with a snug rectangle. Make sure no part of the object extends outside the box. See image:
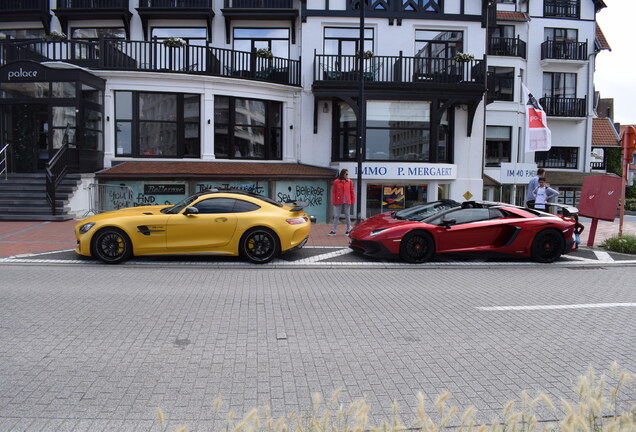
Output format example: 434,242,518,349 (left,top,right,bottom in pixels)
91,227,132,264
240,227,280,264
531,229,565,263
399,231,435,263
